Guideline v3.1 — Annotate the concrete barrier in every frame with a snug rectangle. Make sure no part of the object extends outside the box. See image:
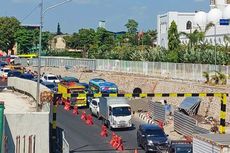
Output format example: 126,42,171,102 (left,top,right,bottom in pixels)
4,112,49,153
7,77,49,103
